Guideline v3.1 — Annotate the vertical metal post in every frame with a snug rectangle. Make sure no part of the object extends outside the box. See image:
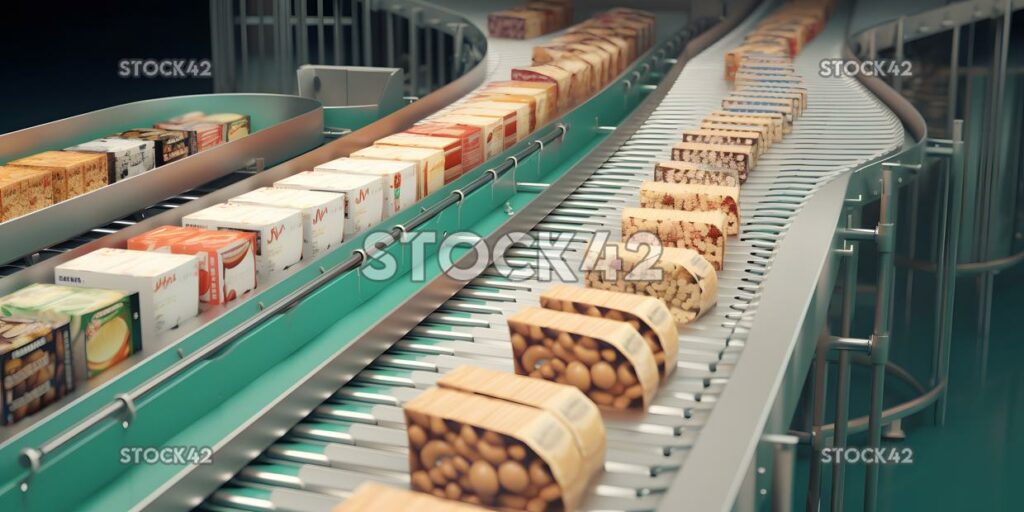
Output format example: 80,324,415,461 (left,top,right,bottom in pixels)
773,438,798,512
238,0,249,91
868,29,877,61
831,212,859,512
935,120,966,425
864,168,899,512
333,0,343,64
893,17,905,92
946,25,961,137
209,0,225,92
452,23,465,76
316,0,326,63
805,331,829,512
385,8,396,67
408,7,421,97
297,0,309,66
362,0,373,66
